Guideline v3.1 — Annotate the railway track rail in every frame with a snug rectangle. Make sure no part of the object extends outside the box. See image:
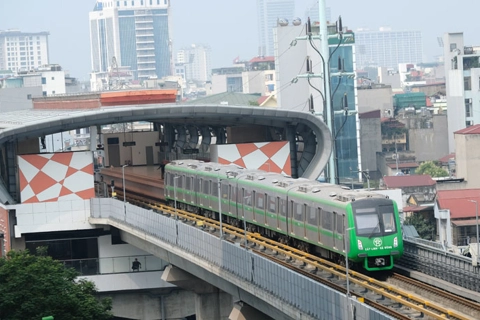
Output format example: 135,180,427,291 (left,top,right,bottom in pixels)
111,191,476,319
